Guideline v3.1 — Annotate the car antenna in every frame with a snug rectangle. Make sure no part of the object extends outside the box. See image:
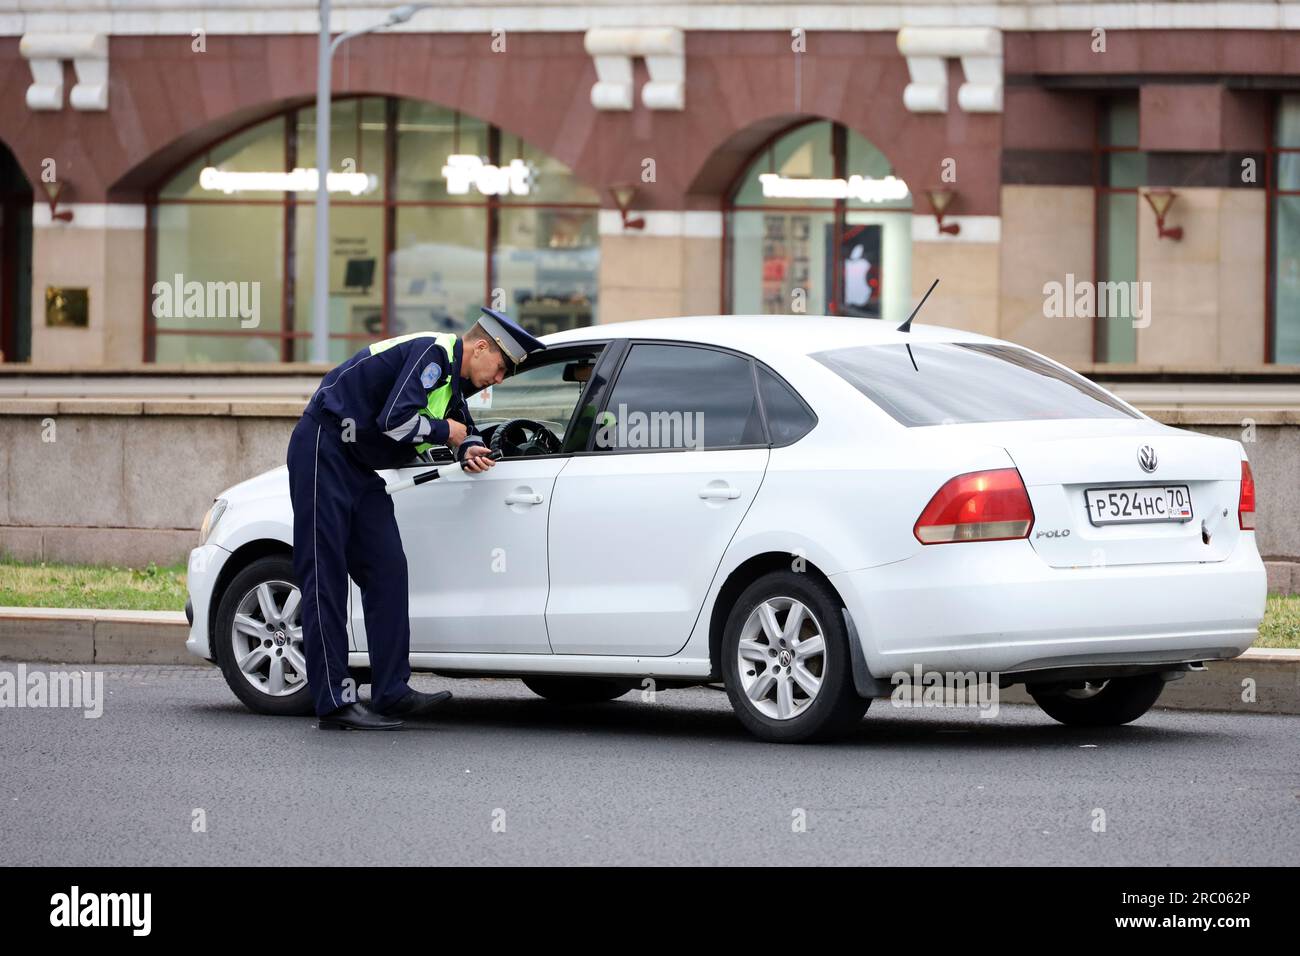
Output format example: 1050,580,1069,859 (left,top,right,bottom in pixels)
894,278,935,371
898,278,938,333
